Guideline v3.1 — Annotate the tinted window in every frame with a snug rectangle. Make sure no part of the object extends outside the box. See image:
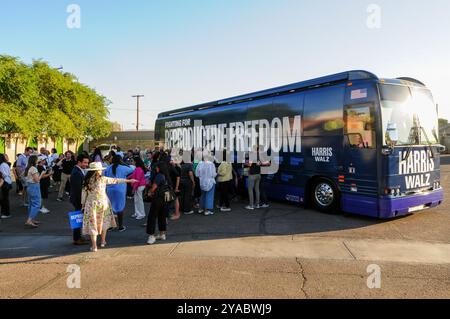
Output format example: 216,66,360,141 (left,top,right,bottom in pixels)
247,98,274,121
345,105,376,149
303,86,345,136
272,93,304,119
